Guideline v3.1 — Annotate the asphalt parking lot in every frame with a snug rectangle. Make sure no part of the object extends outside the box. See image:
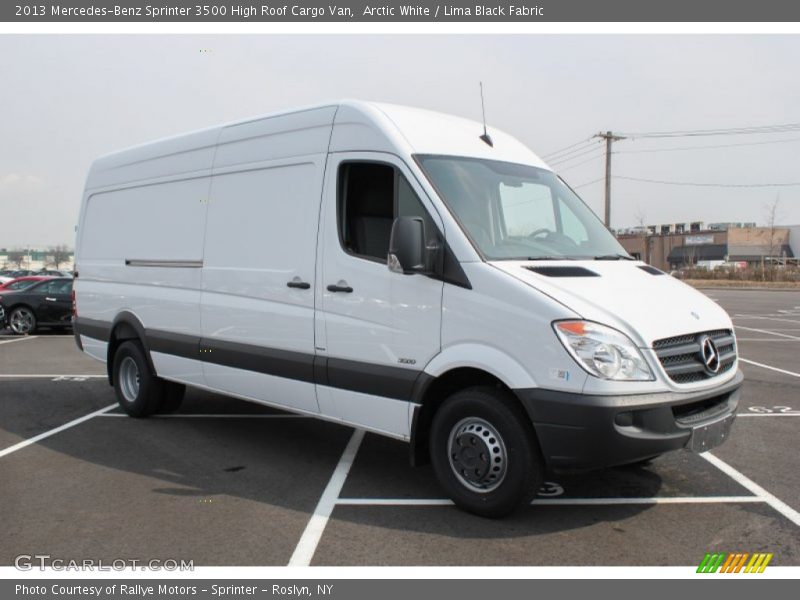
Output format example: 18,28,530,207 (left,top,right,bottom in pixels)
1,289,799,566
